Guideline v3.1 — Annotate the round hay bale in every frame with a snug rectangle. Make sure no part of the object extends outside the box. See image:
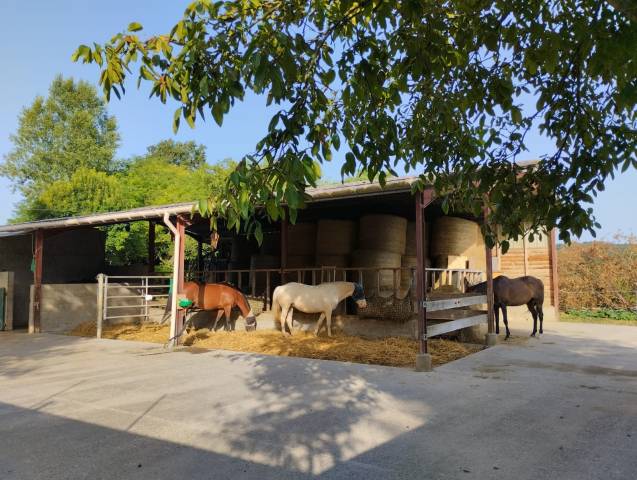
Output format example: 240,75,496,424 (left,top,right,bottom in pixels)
399,256,431,296
430,217,481,258
288,223,317,256
351,249,401,292
400,255,418,290
316,220,356,255
433,255,469,269
315,254,349,268
358,215,408,254
404,221,429,256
